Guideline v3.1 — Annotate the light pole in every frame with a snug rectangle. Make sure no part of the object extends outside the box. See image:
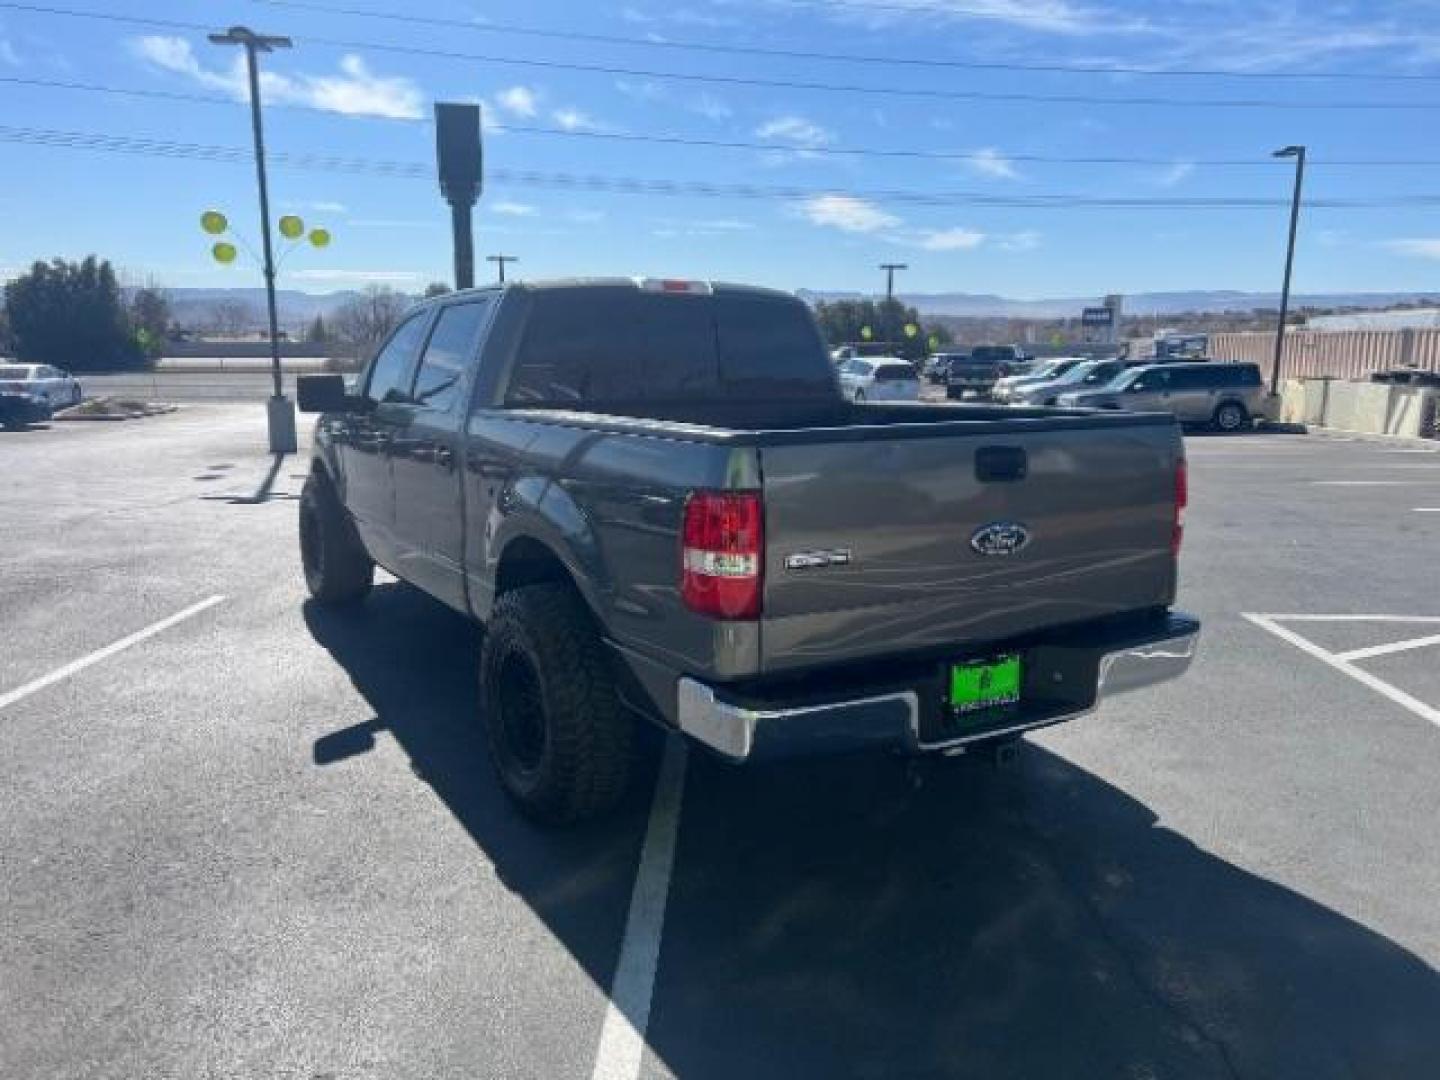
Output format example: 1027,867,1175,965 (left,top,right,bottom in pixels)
487,254,518,283
879,262,907,349
209,25,296,454
1271,144,1306,398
